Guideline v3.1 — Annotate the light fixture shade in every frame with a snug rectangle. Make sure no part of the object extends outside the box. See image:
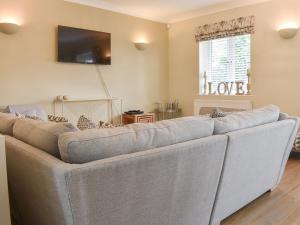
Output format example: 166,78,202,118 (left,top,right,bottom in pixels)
0,23,20,35
278,28,298,39
134,42,148,51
